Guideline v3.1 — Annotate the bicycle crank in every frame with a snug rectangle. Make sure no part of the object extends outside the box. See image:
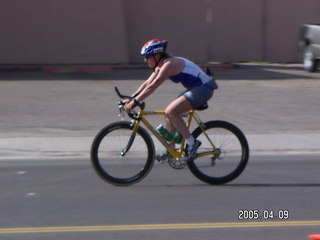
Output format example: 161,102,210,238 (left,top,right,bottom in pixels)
168,156,187,169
